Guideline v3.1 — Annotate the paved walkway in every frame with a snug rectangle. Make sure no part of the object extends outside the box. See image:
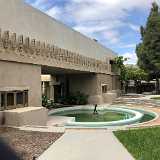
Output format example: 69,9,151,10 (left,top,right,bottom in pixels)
38,129,134,160
114,95,160,128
